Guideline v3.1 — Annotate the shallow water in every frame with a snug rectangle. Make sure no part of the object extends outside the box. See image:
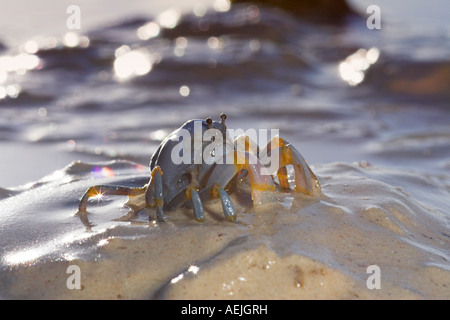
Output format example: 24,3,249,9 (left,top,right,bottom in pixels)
0,0,449,299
